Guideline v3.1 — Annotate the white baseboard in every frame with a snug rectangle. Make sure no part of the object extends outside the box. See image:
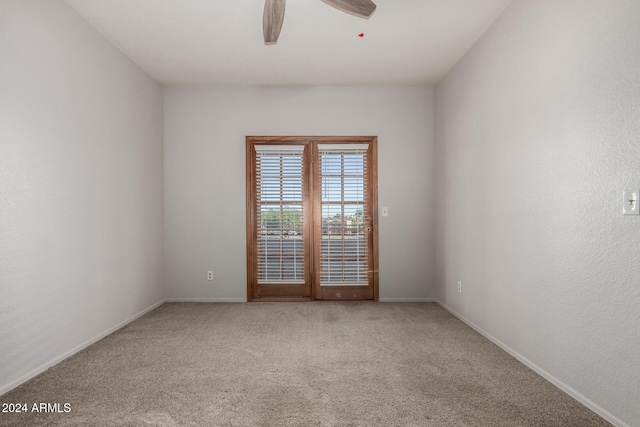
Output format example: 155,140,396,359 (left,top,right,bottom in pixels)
169,298,432,303
379,298,437,302
434,300,629,427
165,298,247,303
0,299,165,397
